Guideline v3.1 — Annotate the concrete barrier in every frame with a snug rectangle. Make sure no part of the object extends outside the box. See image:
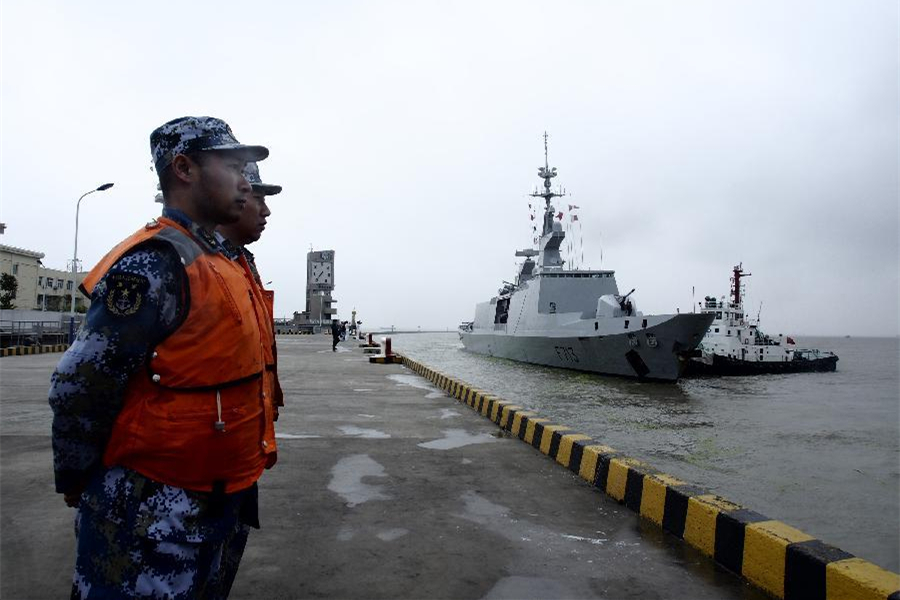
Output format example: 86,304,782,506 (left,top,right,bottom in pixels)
398,355,900,600
1,344,69,358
